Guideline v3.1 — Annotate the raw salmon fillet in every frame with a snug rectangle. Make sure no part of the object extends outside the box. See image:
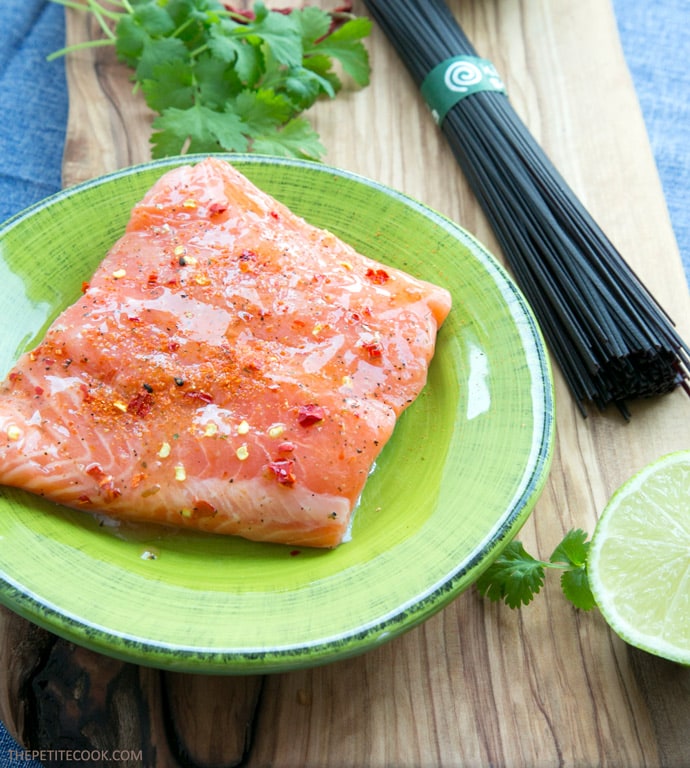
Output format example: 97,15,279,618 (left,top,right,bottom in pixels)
0,158,451,547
